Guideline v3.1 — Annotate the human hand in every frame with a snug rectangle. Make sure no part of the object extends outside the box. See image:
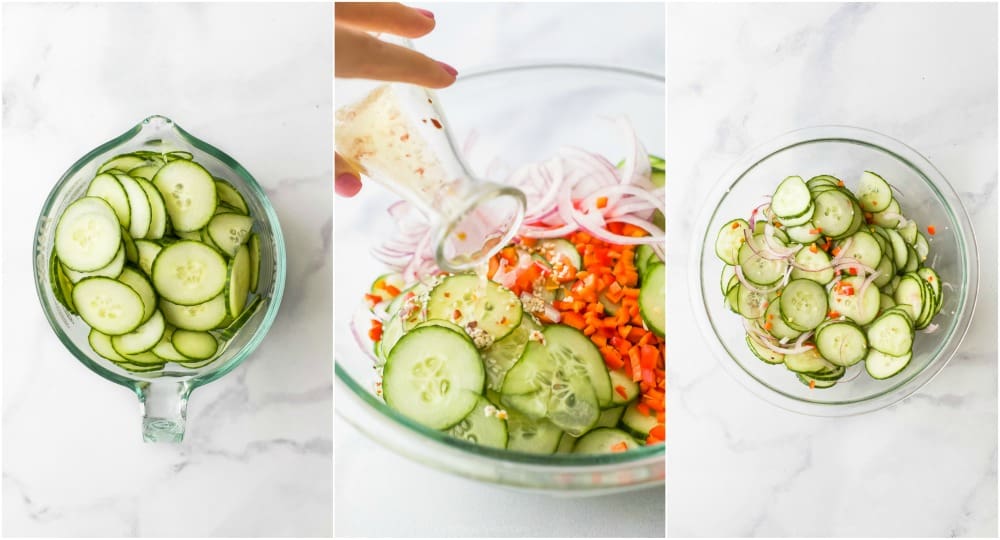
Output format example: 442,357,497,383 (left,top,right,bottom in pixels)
335,2,457,197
